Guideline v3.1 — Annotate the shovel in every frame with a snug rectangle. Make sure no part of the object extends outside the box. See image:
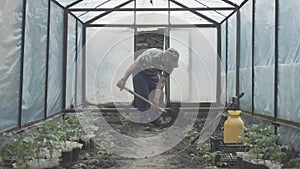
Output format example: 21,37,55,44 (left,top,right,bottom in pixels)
123,86,166,112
